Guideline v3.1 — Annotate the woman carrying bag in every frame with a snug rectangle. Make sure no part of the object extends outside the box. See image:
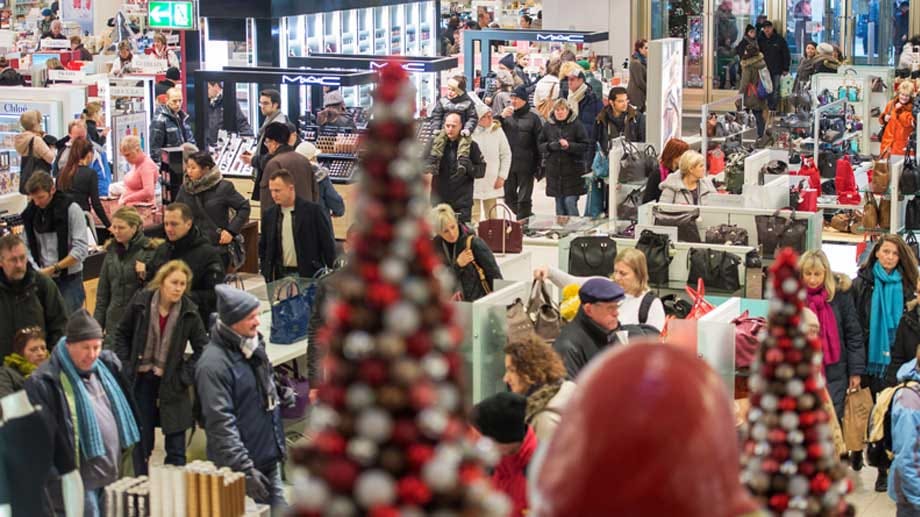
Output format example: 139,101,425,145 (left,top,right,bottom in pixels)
175,151,251,271
538,99,590,216
431,204,503,302
113,259,209,475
